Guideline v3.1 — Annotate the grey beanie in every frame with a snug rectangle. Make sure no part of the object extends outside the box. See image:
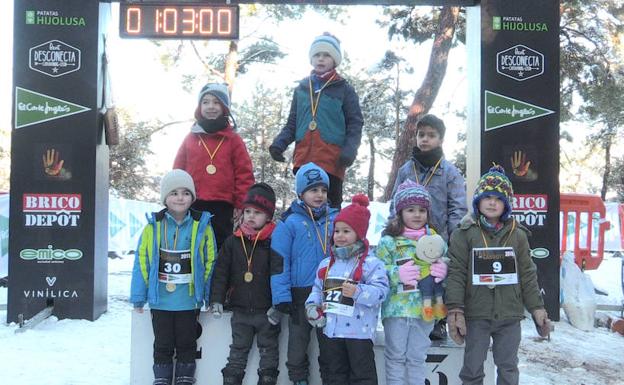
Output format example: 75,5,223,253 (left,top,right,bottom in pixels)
197,83,230,111
160,169,196,206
